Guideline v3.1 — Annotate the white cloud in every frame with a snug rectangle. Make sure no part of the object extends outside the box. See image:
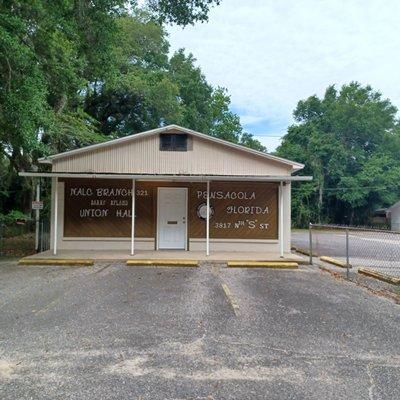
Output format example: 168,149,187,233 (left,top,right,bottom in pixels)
256,136,283,153
237,114,265,126
167,0,400,150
